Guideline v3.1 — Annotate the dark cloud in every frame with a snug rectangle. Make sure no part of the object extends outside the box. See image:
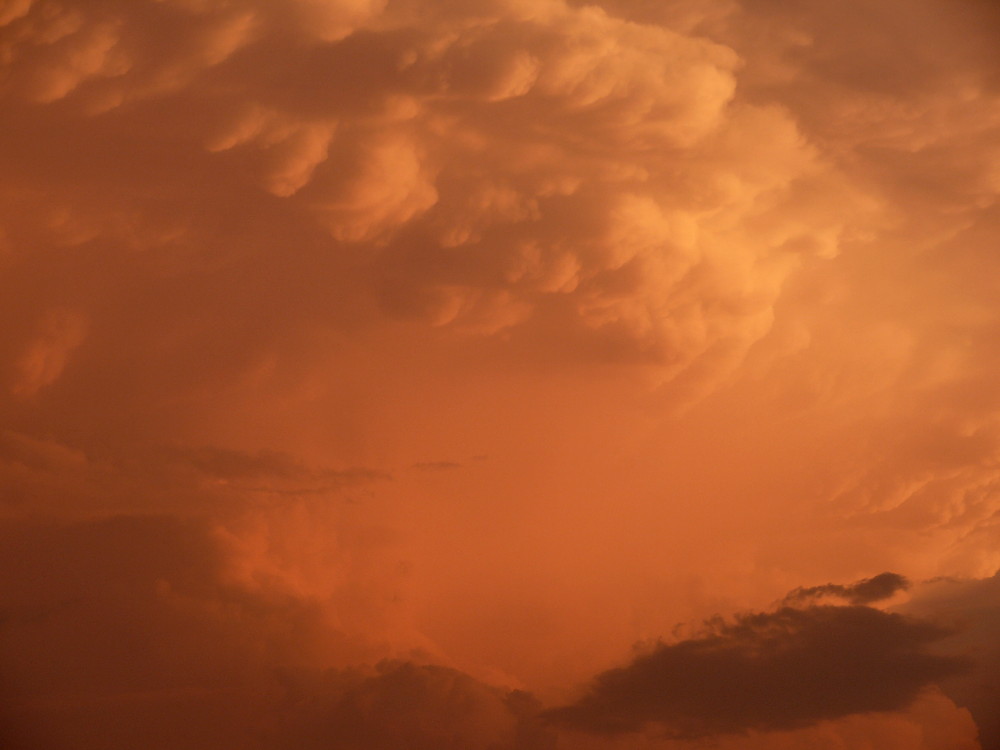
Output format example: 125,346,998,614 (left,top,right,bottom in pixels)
0,514,553,750
271,660,555,750
901,571,1000,750
0,514,280,750
546,605,967,739
782,571,910,606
